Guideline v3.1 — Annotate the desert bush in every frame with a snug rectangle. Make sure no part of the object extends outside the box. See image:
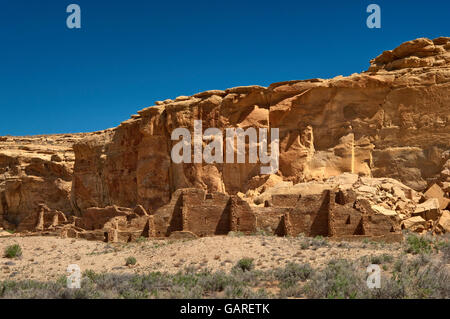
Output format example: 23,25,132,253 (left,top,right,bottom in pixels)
4,244,22,258
441,242,450,264
274,262,313,287
125,256,137,266
369,255,382,264
224,285,269,299
198,271,237,292
389,255,450,298
381,253,394,263
83,269,99,282
1,253,448,299
370,253,394,265
300,241,309,250
279,284,304,298
404,234,432,255
234,258,254,272
303,259,367,299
